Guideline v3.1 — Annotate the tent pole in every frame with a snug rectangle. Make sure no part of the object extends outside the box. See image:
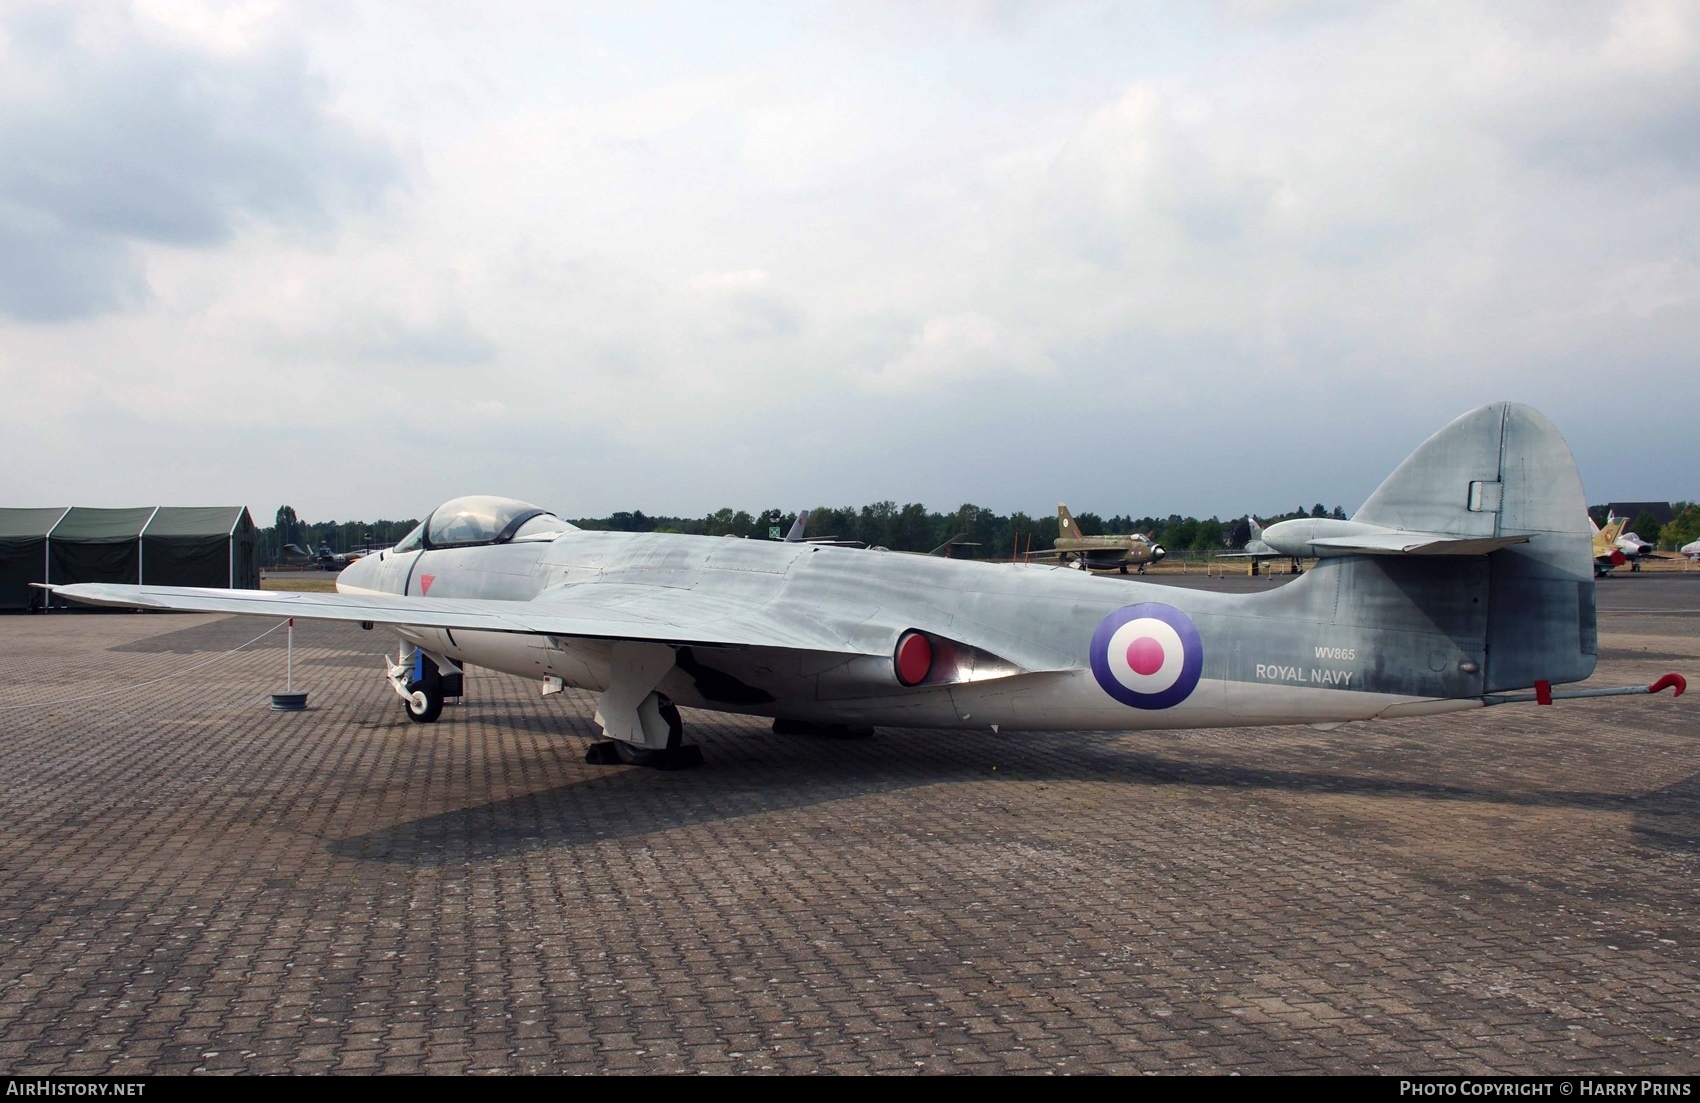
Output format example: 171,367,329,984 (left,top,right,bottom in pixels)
227,509,241,588
42,507,70,602
138,506,160,585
